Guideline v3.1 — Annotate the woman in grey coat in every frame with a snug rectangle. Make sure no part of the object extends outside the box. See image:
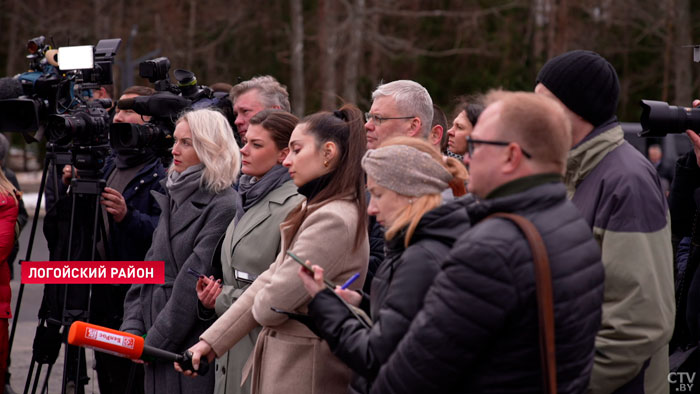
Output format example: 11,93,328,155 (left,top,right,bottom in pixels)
196,109,304,394
121,108,240,394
